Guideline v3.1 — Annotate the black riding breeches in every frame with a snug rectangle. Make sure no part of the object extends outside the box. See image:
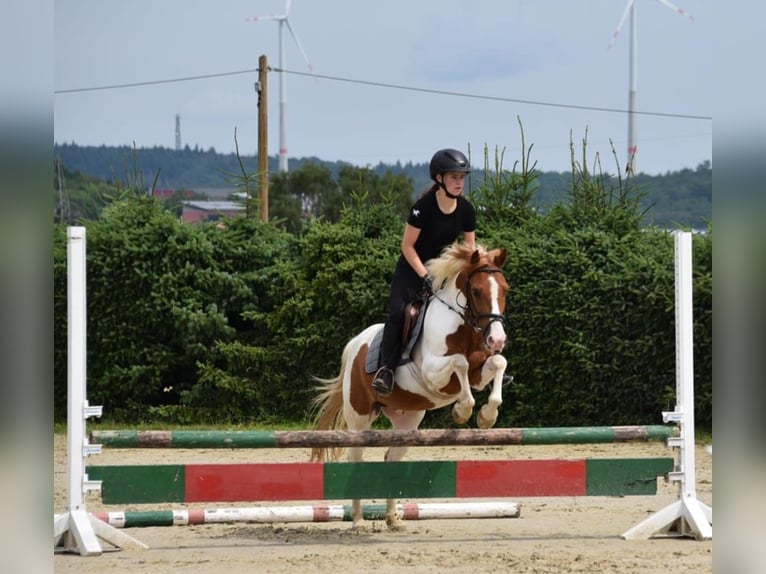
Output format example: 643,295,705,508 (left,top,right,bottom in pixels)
379,257,421,370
